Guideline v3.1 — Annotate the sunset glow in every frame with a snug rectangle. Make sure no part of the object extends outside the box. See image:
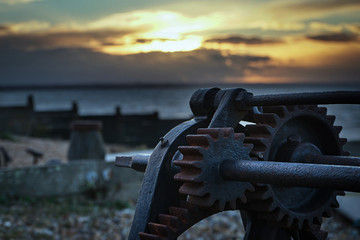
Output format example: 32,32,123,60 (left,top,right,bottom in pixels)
0,0,359,85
